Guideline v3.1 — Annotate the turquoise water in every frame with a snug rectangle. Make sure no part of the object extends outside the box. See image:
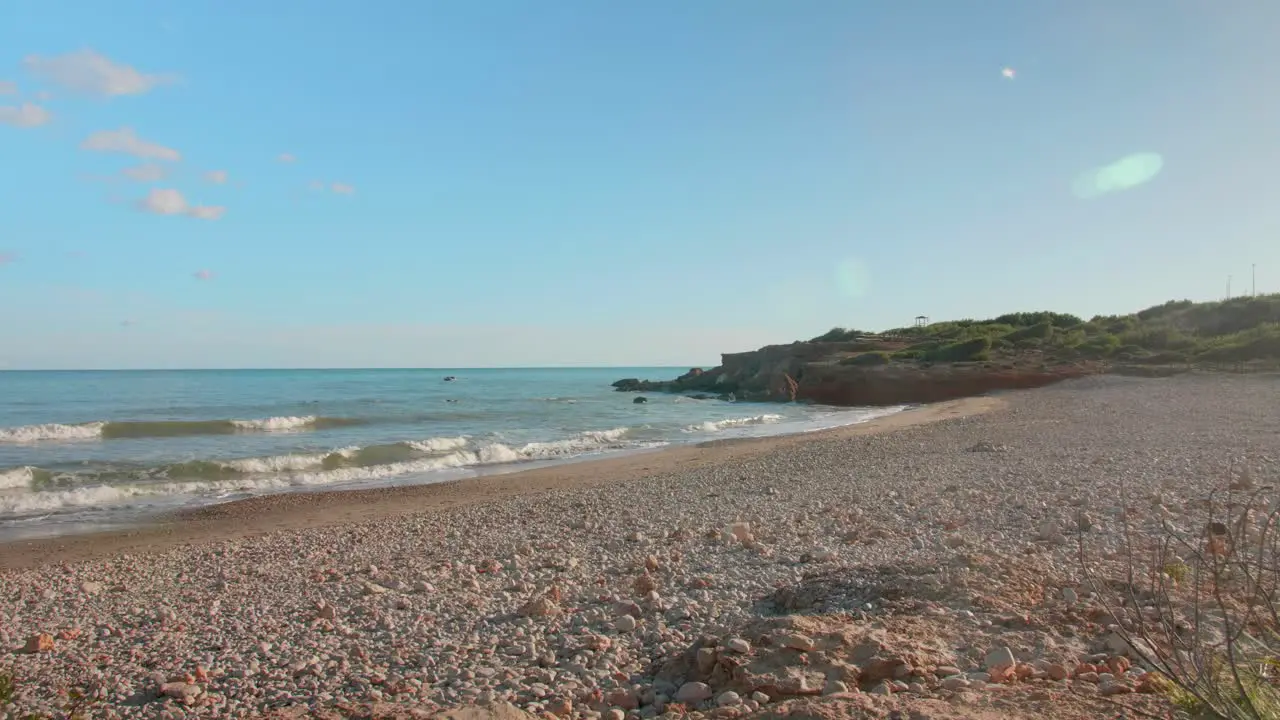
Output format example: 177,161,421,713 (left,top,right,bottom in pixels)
0,368,902,538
